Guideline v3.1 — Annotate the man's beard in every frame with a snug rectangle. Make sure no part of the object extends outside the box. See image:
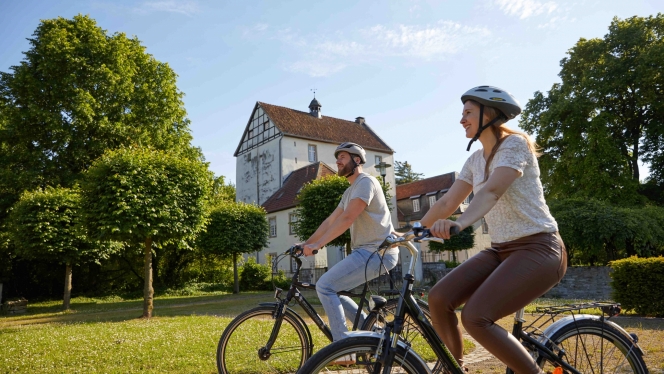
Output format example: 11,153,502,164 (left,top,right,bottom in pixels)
337,161,355,177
